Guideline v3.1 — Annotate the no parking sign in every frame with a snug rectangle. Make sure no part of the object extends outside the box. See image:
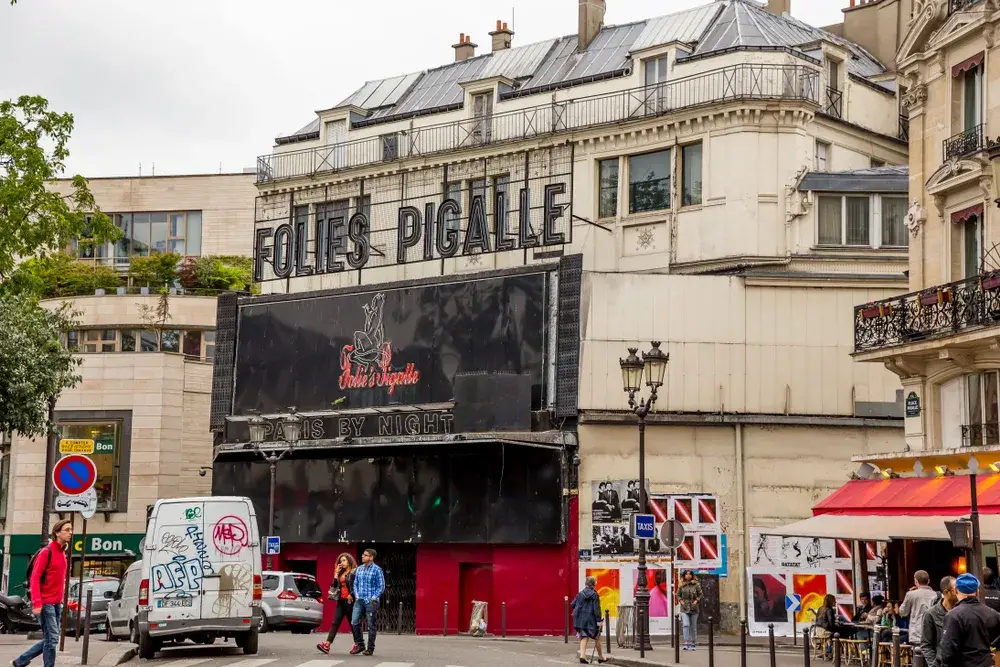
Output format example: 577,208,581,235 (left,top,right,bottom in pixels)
52,454,97,496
